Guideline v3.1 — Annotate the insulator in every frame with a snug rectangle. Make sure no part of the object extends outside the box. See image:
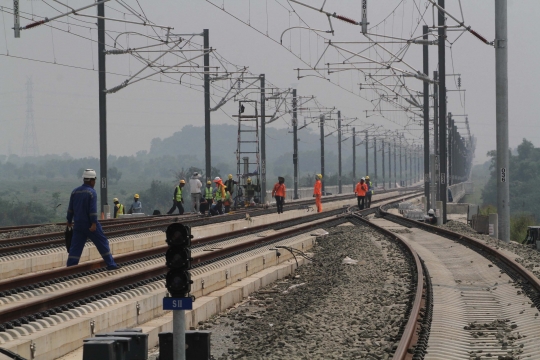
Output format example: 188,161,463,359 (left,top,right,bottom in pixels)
25,19,46,29
105,49,129,55
335,15,358,25
105,81,128,94
458,77,462,88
